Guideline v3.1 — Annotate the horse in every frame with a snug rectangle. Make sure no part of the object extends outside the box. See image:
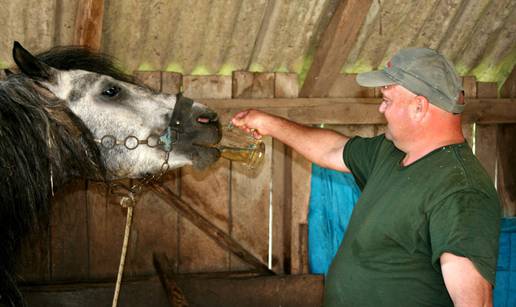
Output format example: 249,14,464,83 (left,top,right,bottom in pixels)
0,42,221,306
